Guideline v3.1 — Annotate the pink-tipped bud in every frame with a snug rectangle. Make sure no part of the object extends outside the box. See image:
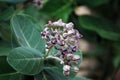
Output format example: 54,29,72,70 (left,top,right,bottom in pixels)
41,31,46,36
72,46,77,52
51,38,57,44
72,55,80,61
67,29,75,35
58,40,65,46
66,22,73,29
72,67,79,72
63,71,70,76
63,65,70,72
66,54,73,60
